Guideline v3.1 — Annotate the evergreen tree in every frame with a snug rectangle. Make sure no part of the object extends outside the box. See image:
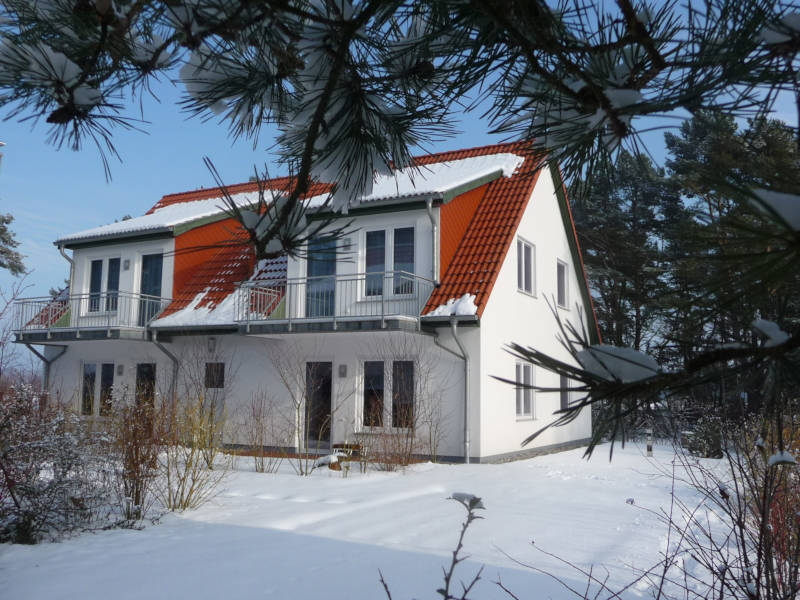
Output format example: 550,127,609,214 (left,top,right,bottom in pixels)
0,213,24,276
